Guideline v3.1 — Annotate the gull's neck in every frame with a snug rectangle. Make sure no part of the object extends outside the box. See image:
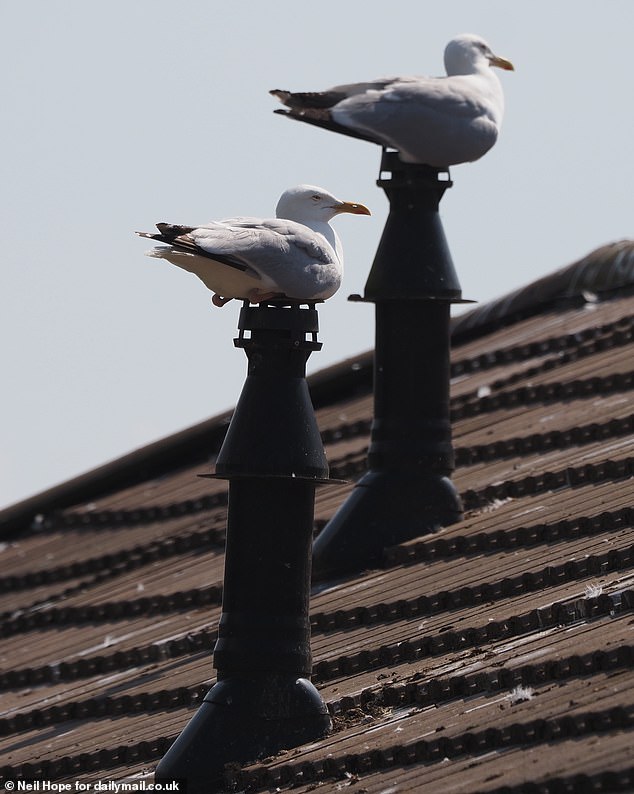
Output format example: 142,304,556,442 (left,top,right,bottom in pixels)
309,218,340,259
